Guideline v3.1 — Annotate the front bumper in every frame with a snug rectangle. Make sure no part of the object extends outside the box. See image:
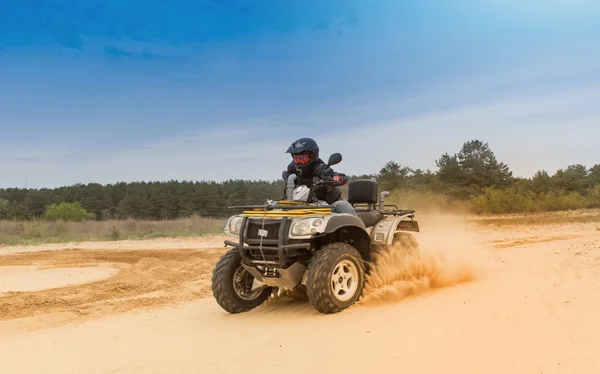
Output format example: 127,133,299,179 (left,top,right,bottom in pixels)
224,216,312,267
224,216,311,288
